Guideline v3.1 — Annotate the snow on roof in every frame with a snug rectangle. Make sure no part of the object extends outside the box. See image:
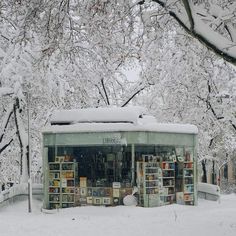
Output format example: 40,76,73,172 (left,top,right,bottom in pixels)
50,106,147,125
44,106,198,134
